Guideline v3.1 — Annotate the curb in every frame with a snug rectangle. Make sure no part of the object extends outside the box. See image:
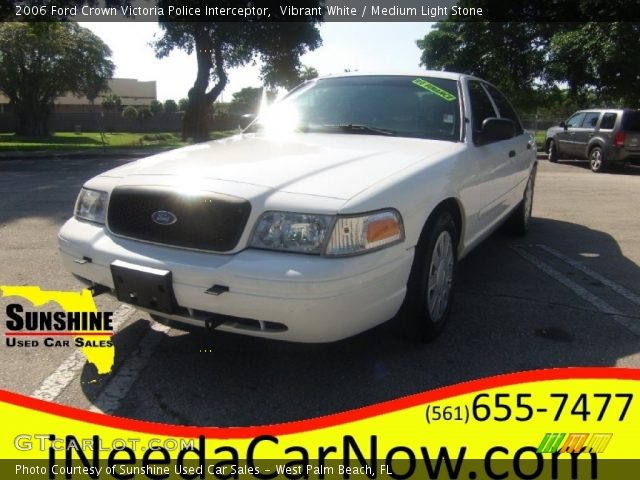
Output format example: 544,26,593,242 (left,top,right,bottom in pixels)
0,147,174,161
